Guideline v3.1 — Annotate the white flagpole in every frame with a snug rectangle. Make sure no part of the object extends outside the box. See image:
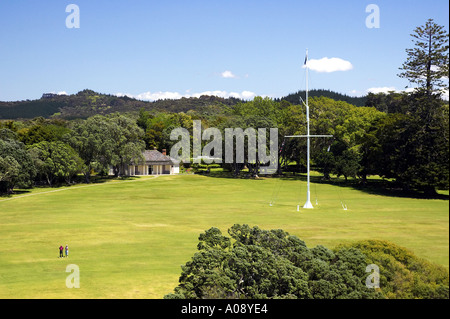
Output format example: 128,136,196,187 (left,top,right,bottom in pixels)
286,49,332,211
303,49,313,209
